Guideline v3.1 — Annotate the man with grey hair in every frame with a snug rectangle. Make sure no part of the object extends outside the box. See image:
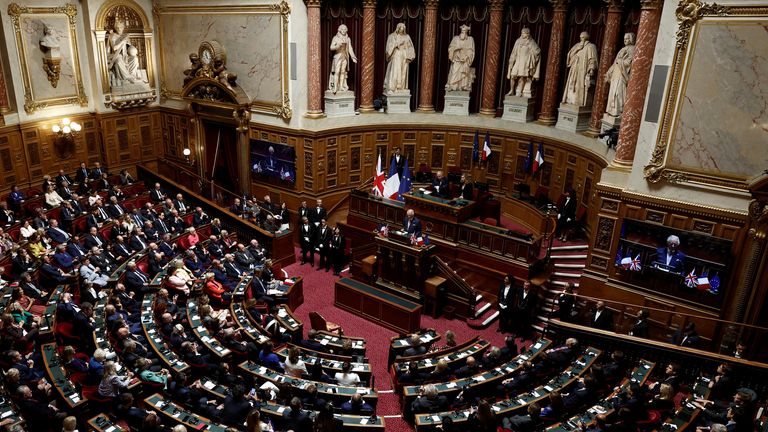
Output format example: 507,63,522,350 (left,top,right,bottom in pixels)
655,234,686,273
